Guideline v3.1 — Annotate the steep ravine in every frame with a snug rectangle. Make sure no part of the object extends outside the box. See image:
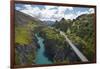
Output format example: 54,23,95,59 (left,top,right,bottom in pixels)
34,33,53,64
